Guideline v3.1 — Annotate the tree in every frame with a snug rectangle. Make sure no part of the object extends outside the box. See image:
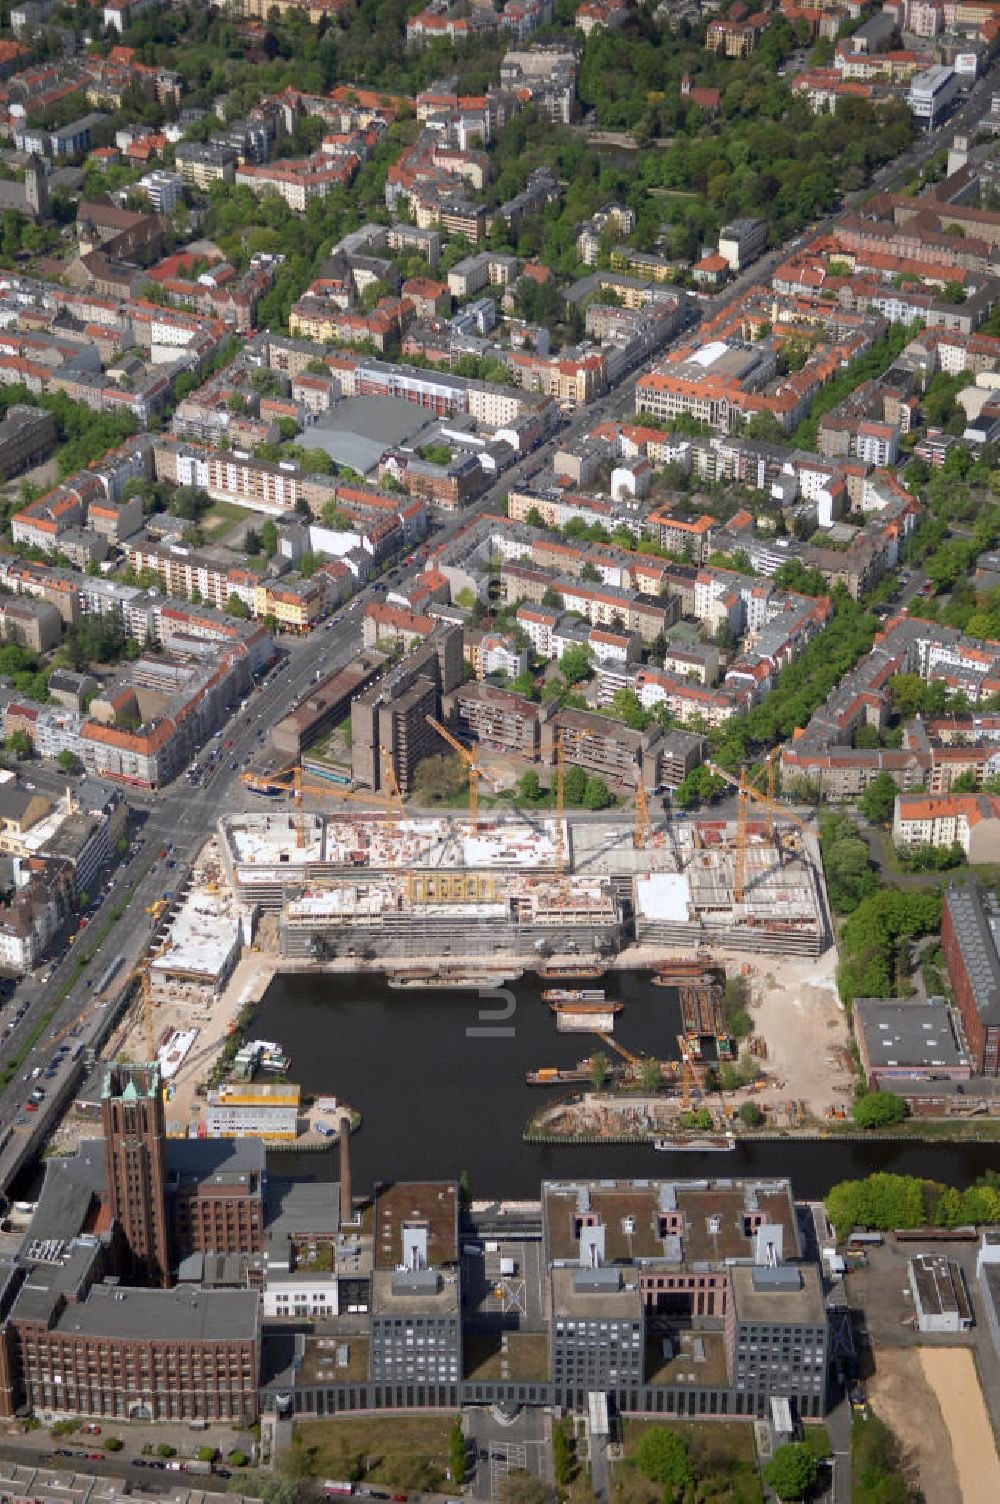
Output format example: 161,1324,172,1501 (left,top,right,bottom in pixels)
499,1473,554,1504
674,765,725,809
563,763,587,805
559,644,592,686
56,749,80,774
739,1101,763,1128
820,813,877,915
859,771,898,826
519,769,541,802
226,593,251,618
448,1423,466,1486
583,775,613,810
639,1057,662,1093
552,1422,574,1487
589,1050,608,1092
854,1090,906,1129
825,1172,928,1233
7,730,30,759
635,1428,695,1494
261,519,278,557
412,753,465,805
763,1444,818,1502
